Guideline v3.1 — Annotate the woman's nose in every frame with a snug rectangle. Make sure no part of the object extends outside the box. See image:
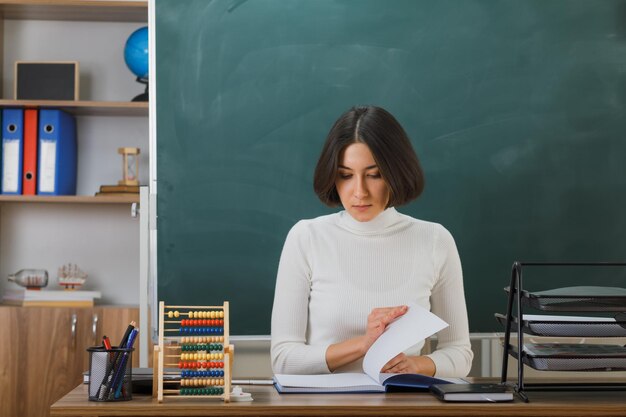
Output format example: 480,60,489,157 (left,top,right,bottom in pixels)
354,176,368,199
